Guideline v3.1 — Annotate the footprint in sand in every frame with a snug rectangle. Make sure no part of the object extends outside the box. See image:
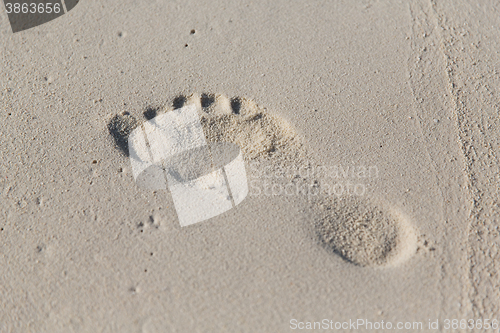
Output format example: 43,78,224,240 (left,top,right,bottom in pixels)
107,93,302,160
317,196,417,267
107,93,417,267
